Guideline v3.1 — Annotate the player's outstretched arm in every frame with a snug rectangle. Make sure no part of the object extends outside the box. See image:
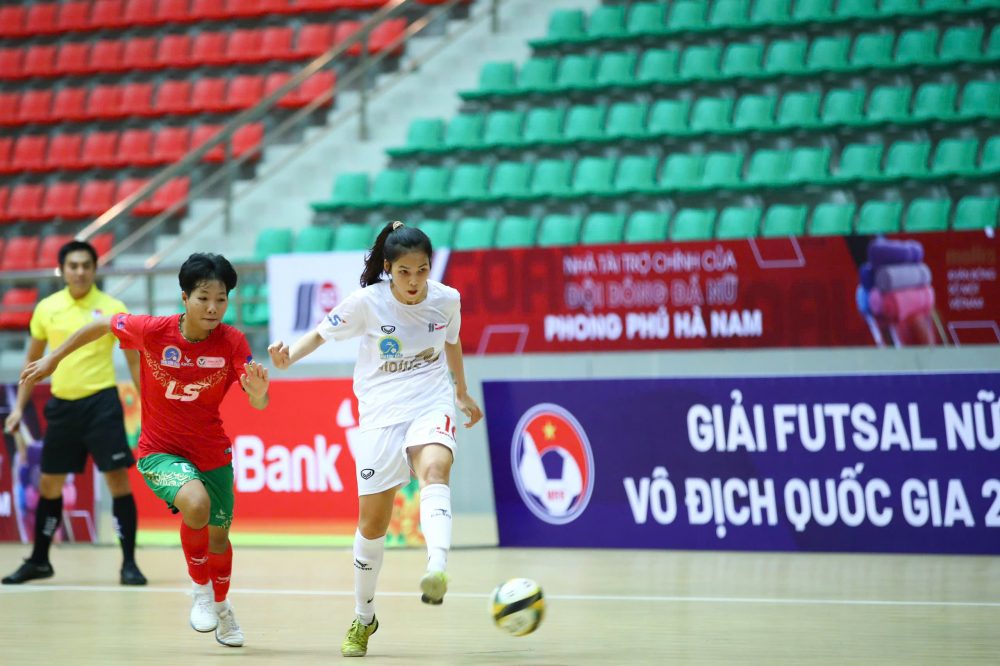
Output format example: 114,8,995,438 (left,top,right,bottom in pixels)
5,337,47,433
268,330,325,370
445,339,483,428
20,318,114,385
240,360,270,410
